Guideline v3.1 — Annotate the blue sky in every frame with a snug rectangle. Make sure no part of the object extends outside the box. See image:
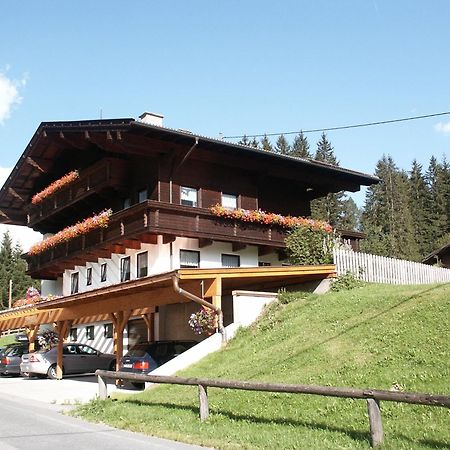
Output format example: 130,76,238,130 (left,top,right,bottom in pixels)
1,1,450,248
